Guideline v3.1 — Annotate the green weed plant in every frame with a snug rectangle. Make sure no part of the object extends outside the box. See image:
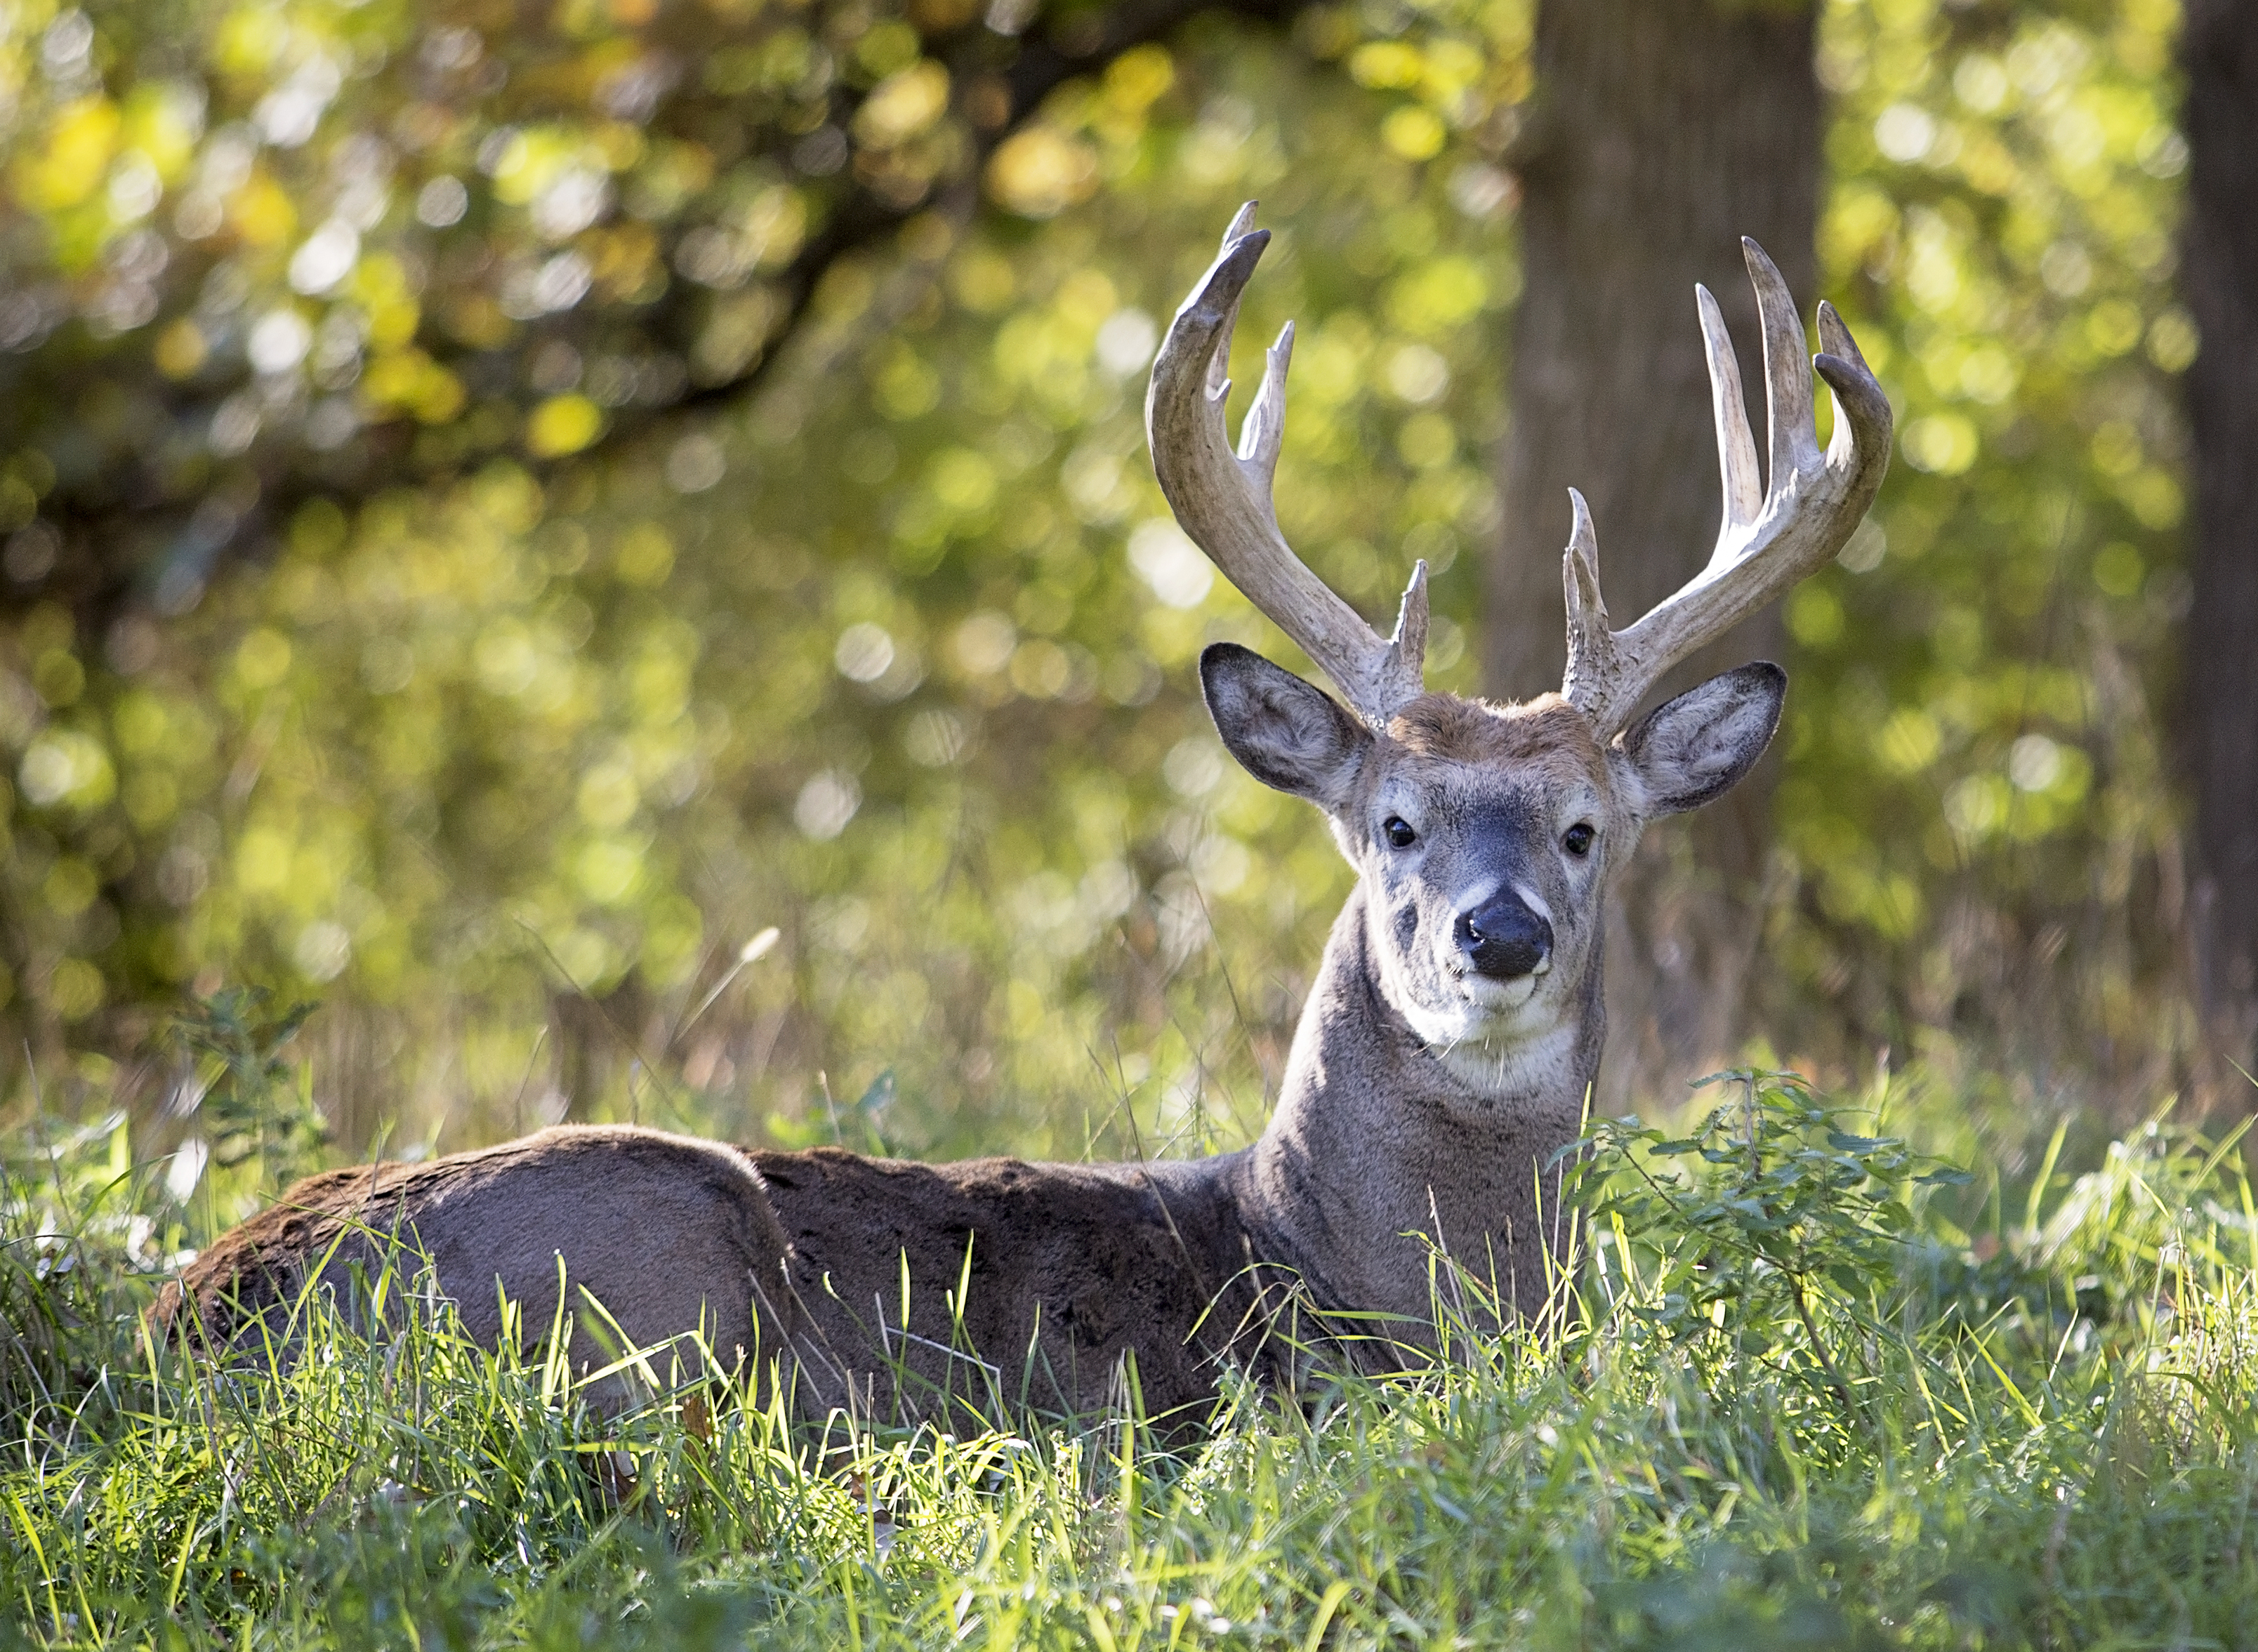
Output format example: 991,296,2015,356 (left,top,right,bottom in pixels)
169,989,326,1195
1574,1070,1973,1425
